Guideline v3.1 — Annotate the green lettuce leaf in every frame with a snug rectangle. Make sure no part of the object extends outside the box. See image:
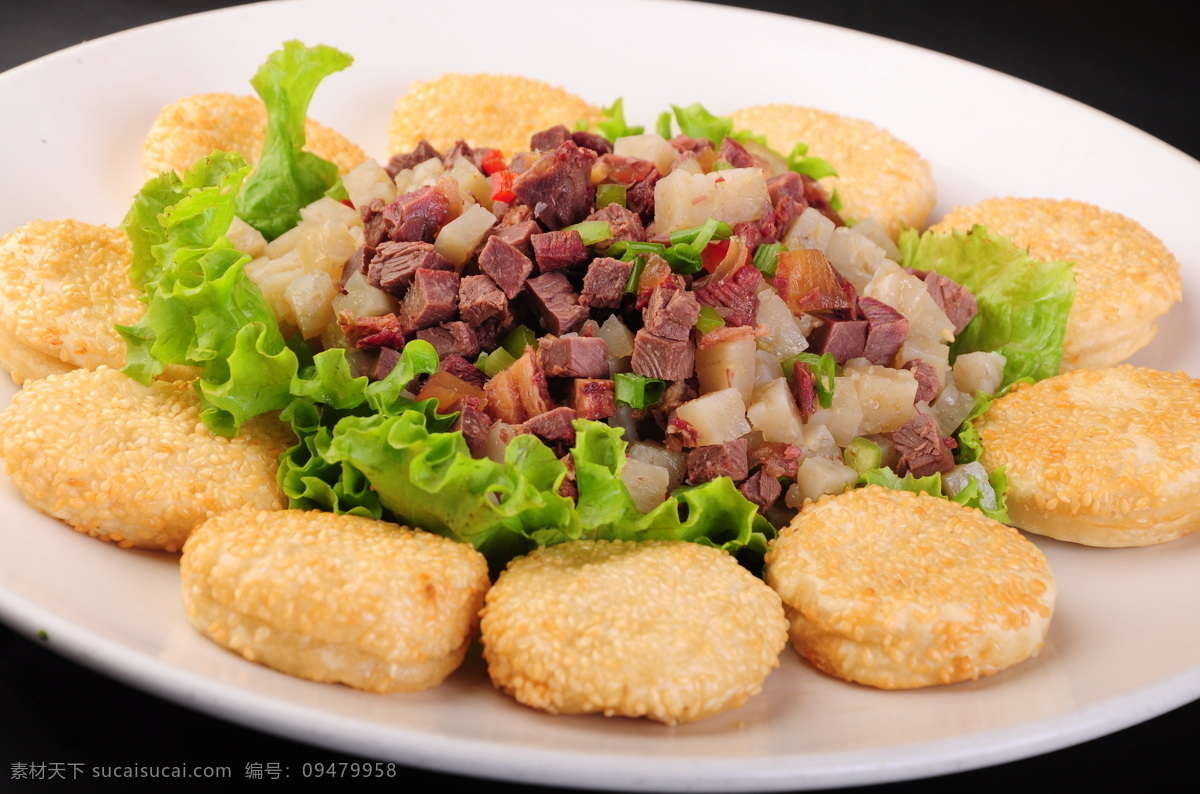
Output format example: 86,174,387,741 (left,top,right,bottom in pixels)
234,41,352,240
898,225,1075,387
